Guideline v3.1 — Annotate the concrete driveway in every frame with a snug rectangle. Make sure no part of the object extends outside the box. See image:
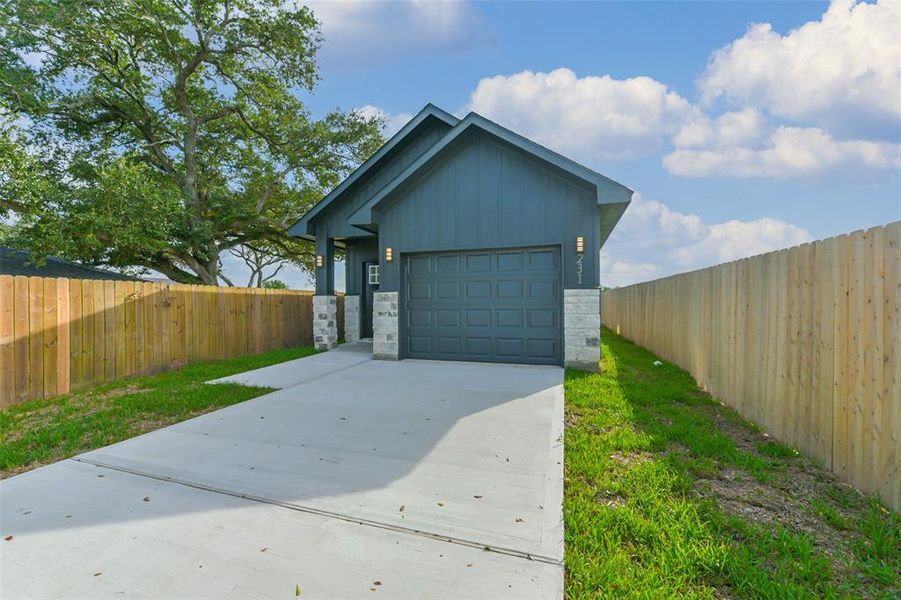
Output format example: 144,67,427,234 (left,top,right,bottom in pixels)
0,343,564,599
